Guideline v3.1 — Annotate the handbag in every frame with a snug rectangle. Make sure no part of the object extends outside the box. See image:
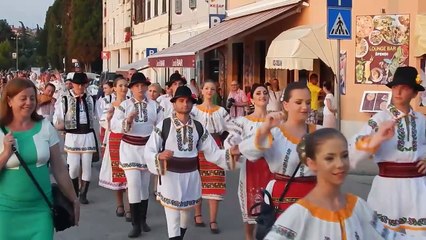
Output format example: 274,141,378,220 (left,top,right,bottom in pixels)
251,124,310,240
251,162,301,240
0,126,75,232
